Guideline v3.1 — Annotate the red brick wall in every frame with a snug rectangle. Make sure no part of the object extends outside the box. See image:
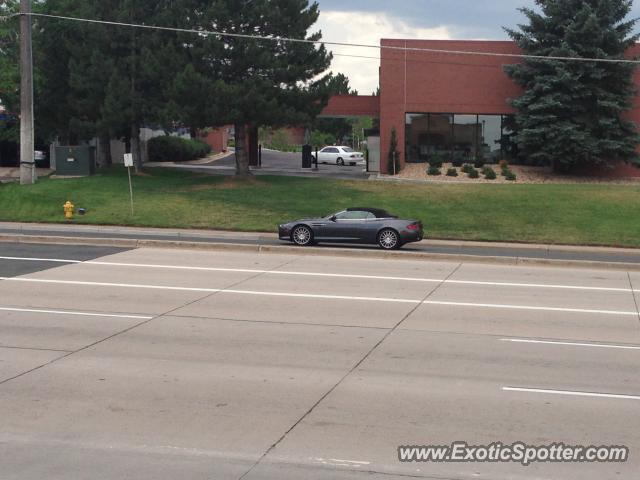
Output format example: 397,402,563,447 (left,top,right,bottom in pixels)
379,39,640,177
380,39,523,174
320,95,380,117
201,126,231,153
